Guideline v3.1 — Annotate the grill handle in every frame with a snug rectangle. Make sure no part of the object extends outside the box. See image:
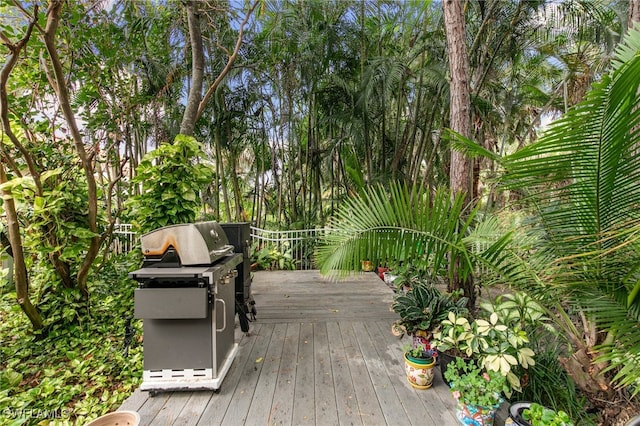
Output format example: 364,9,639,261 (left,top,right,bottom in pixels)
209,245,234,258
216,299,227,332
